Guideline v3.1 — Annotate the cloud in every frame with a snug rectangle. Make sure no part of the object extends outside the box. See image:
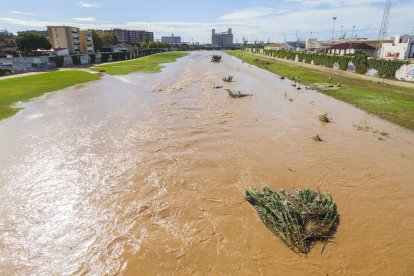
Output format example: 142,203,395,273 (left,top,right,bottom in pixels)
78,1,101,8
10,11,34,15
219,7,274,21
73,17,96,22
0,1,412,43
